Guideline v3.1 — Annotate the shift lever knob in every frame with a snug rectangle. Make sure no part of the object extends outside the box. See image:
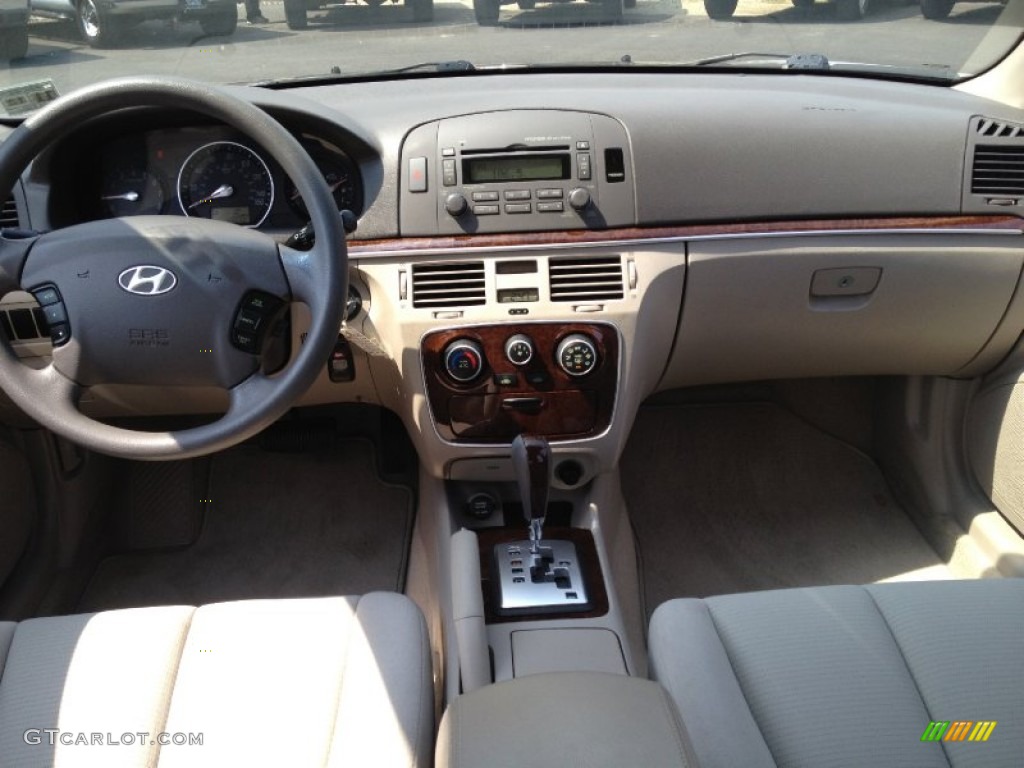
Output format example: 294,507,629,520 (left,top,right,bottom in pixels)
511,434,550,550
